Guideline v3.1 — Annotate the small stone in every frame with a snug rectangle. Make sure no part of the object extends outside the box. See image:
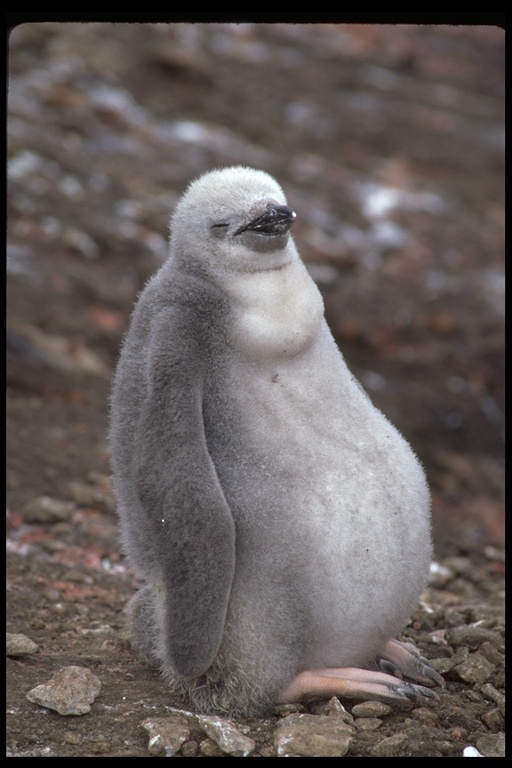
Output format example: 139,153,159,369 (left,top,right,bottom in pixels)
447,625,503,649
351,700,392,718
478,641,504,666
437,740,461,755
197,714,255,757
428,561,454,587
26,666,101,716
370,732,409,757
199,738,225,756
454,654,495,685
273,702,306,716
142,715,190,757
63,731,82,745
274,713,352,757
443,556,472,575
476,731,505,758
23,496,74,523
91,739,110,754
481,708,504,732
480,683,505,713
180,740,199,757
6,633,39,656
355,717,382,731
464,690,482,703
309,696,355,725
67,481,114,513
411,707,439,724
450,646,470,665
431,656,456,676
324,696,351,716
